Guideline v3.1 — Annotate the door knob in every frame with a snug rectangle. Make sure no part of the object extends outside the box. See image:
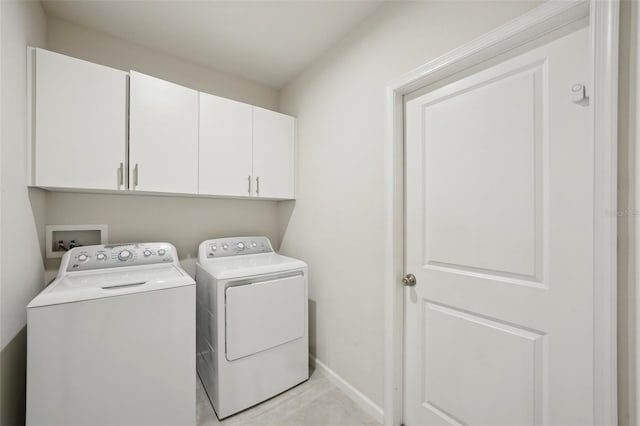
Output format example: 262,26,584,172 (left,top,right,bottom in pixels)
402,273,416,286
